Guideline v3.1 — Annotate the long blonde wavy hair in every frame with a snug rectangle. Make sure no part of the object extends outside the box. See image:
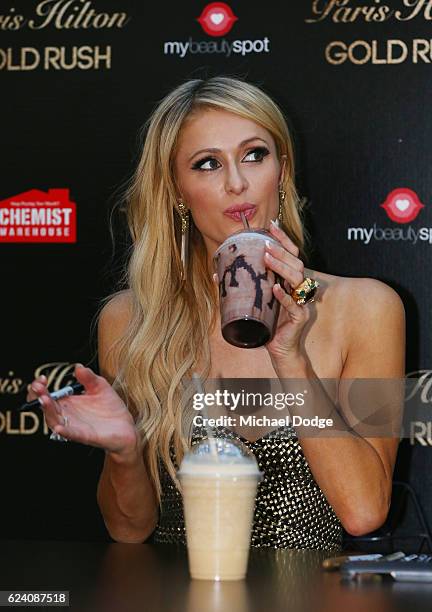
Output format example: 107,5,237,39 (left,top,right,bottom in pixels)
108,76,306,500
